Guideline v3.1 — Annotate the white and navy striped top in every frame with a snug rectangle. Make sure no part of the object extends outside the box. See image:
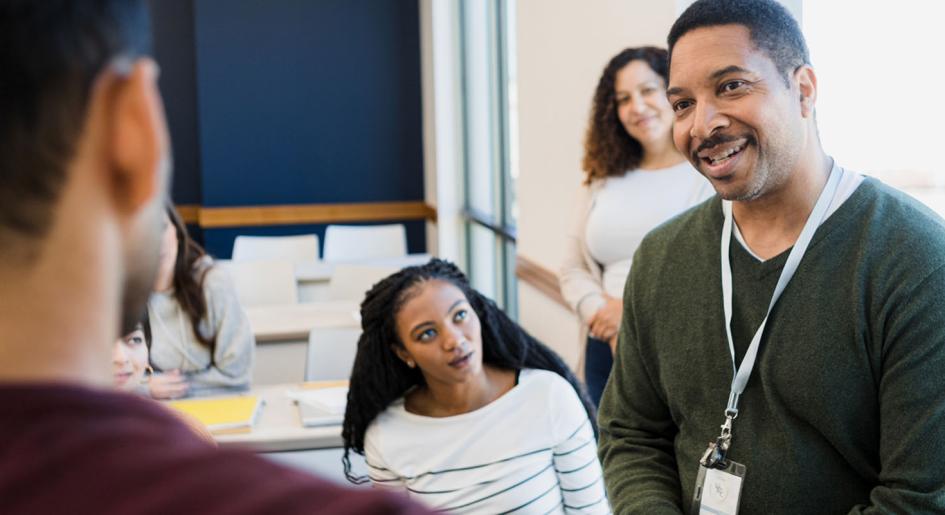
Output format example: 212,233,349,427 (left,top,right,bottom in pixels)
364,368,610,514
